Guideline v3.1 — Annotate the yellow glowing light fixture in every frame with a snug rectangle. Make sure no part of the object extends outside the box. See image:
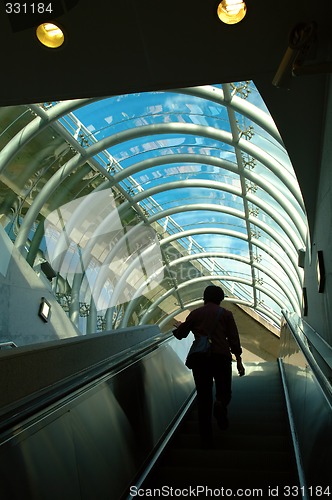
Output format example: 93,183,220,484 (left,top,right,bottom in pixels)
217,0,247,25
36,23,65,48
